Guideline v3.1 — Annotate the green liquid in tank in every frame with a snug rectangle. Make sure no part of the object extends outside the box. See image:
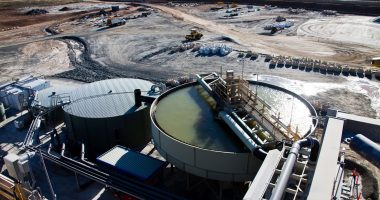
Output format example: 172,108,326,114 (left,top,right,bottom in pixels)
154,85,246,152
